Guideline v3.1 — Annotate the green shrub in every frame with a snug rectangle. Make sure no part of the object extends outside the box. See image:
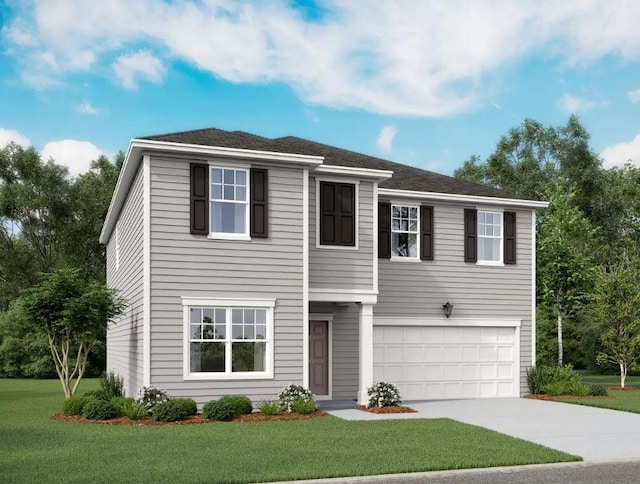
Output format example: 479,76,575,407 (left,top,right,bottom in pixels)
526,366,546,395
219,395,252,416
83,389,110,401
82,399,118,420
99,371,125,400
256,400,282,416
137,386,169,413
290,397,317,415
152,400,188,422
543,365,581,386
589,384,608,396
110,396,135,417
542,381,567,396
367,381,401,408
566,381,590,397
62,396,91,416
172,398,198,416
122,400,147,420
202,400,236,421
278,384,315,412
